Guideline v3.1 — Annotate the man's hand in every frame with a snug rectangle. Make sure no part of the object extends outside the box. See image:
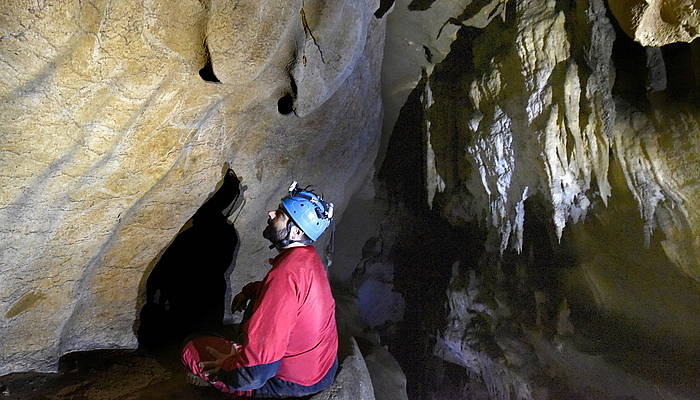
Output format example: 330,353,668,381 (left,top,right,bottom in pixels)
231,292,249,313
198,344,239,380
